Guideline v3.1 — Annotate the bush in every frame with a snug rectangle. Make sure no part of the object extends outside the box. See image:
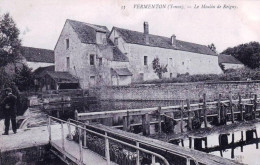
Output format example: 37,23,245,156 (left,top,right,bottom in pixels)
139,67,260,84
